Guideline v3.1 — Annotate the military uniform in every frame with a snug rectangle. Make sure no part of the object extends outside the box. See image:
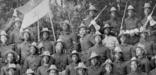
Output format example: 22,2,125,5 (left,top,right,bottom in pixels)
23,55,41,72
104,18,121,35
9,28,22,44
39,40,54,54
65,63,78,75
52,53,69,72
137,57,151,73
17,41,31,64
37,64,50,75
59,32,75,53
80,33,94,52
88,44,110,62
113,61,127,75
88,65,104,75
120,44,134,61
